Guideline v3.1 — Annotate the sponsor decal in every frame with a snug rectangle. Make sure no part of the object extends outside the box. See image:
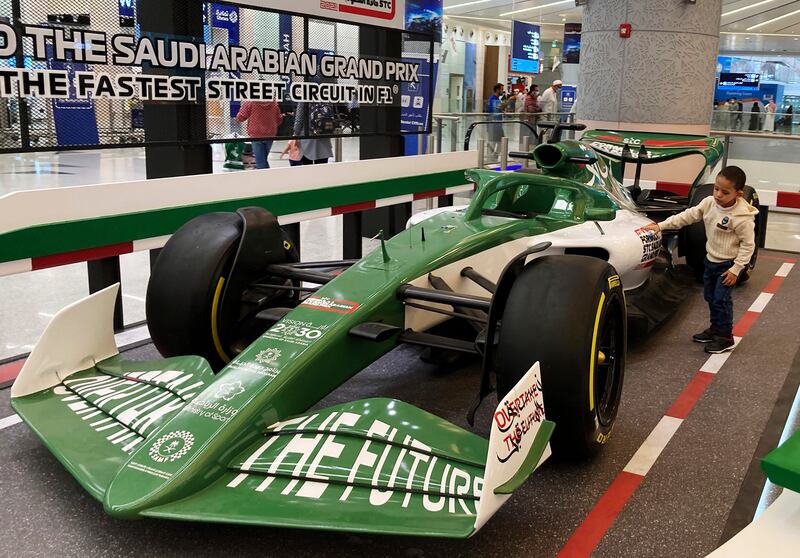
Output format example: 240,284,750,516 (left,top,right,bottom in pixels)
300,296,360,314
338,0,396,20
635,227,661,263
589,141,656,160
186,398,240,423
492,378,546,463
56,370,206,453
230,410,482,516
214,380,245,401
255,348,282,365
262,319,330,347
148,430,195,463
